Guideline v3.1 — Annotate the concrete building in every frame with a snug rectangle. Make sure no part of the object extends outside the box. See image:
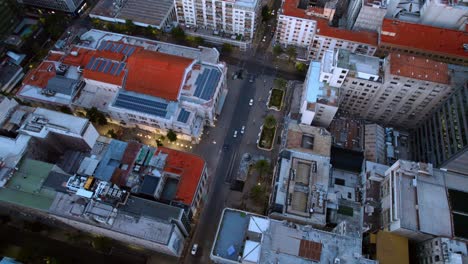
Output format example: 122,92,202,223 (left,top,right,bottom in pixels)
270,122,332,226
327,50,454,128
17,0,85,13
174,0,260,48
329,118,364,152
299,60,339,127
276,0,378,61
411,85,468,173
90,0,176,30
0,53,24,93
364,124,386,164
211,208,376,264
379,19,468,66
416,237,468,264
0,0,20,40
380,160,455,241
386,0,468,31
346,0,387,32
18,30,227,143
